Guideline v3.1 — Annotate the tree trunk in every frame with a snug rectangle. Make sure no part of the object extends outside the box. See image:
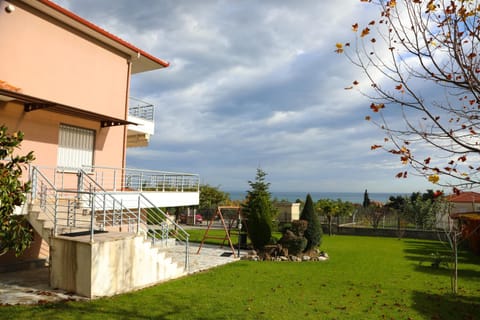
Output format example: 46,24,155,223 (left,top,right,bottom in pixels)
327,216,332,236
452,234,458,295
